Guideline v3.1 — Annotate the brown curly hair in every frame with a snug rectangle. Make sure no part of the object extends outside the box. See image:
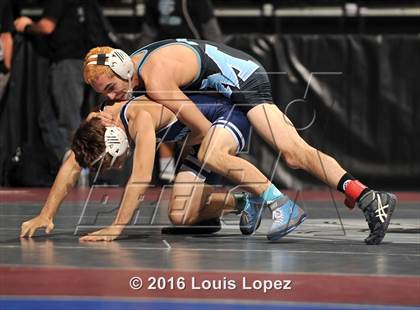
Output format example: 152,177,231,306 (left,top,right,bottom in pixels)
71,118,112,168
